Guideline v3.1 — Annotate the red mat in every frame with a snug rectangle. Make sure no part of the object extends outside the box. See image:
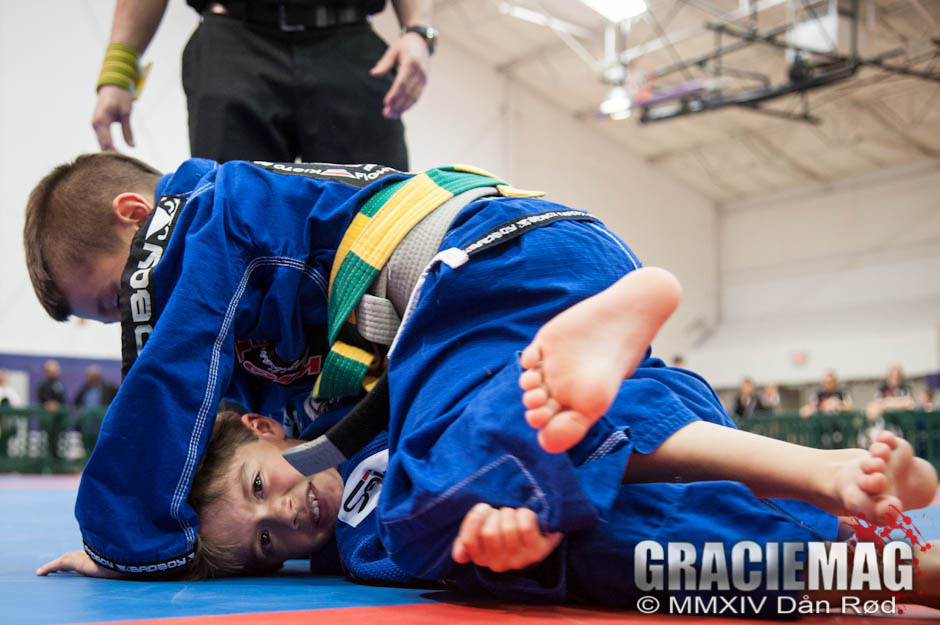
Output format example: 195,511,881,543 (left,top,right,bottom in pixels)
70,601,940,625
